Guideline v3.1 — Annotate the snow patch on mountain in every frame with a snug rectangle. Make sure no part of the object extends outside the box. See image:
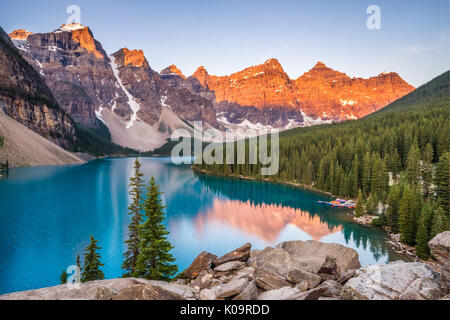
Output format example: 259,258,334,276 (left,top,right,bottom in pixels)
301,111,333,126
109,55,141,128
340,99,357,106
58,23,86,32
